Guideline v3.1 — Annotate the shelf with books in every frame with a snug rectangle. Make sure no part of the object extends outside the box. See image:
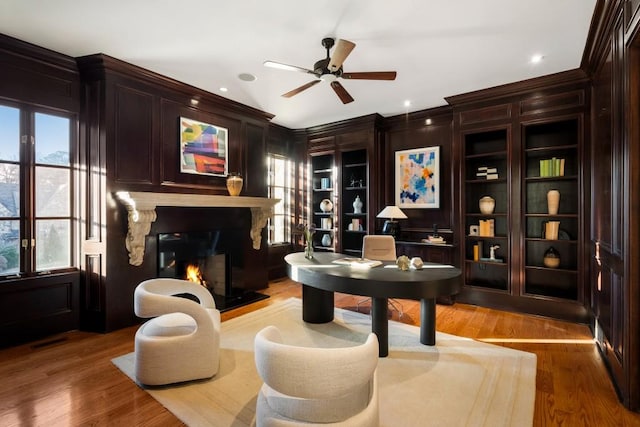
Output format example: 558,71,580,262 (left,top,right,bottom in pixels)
340,149,368,256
